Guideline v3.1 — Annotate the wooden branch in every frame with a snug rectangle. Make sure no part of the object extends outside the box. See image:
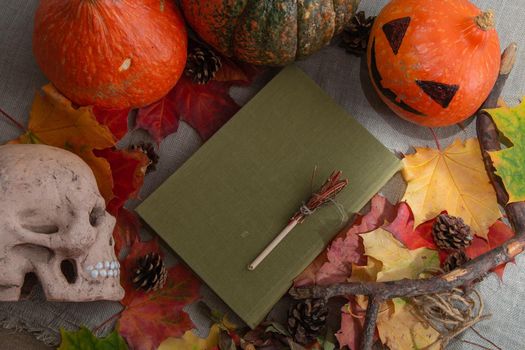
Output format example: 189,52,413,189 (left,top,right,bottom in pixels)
477,43,517,206
290,235,525,300
481,43,517,110
289,43,525,350
361,296,381,349
477,112,509,205
476,43,525,238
